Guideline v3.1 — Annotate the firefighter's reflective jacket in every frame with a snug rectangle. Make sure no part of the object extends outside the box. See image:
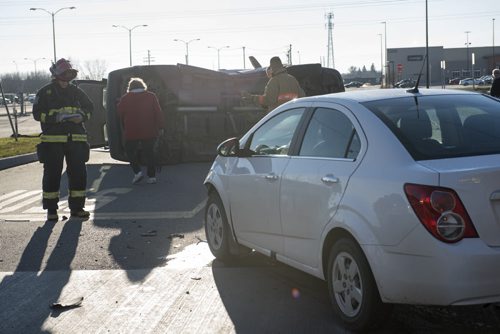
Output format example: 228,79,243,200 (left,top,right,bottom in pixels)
33,81,94,143
254,67,305,112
